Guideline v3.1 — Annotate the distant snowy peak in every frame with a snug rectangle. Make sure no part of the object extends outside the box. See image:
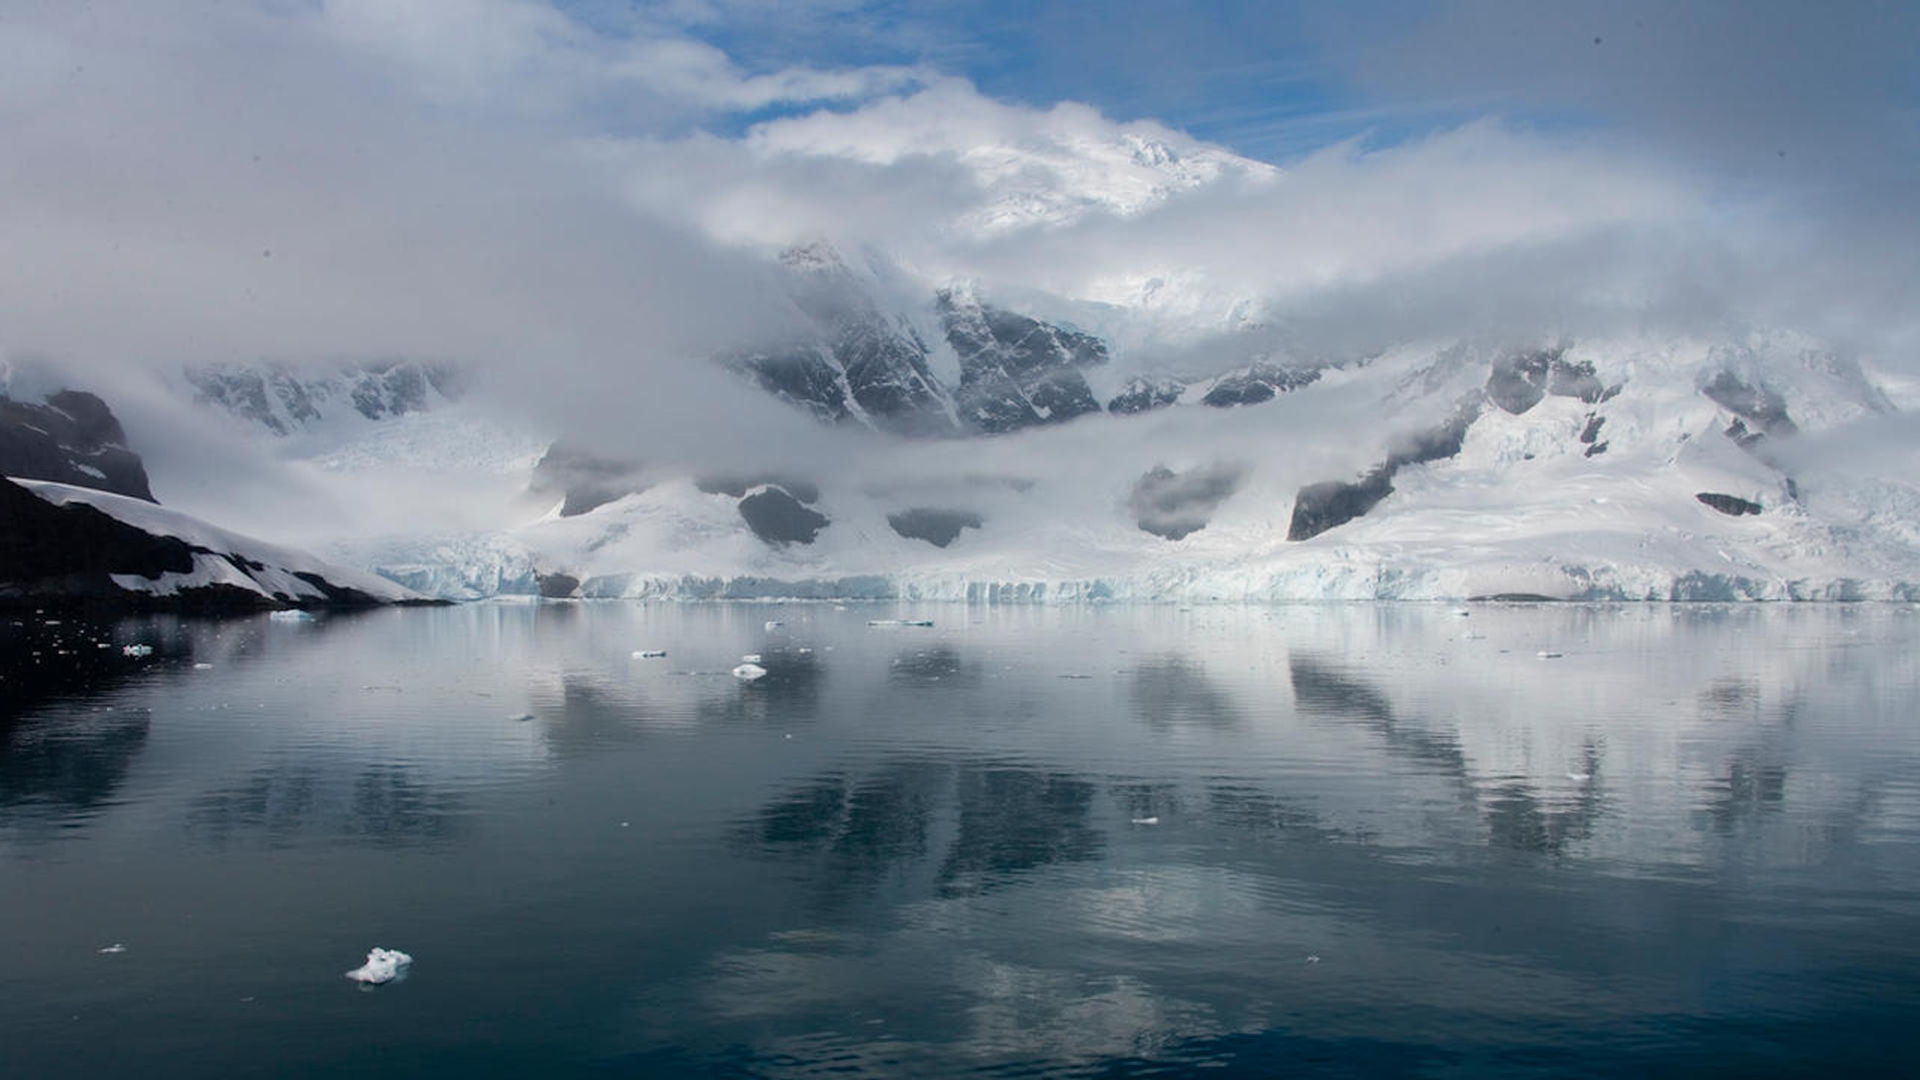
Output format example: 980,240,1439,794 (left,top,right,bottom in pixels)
747,86,1276,236
185,359,465,434
1,478,424,610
